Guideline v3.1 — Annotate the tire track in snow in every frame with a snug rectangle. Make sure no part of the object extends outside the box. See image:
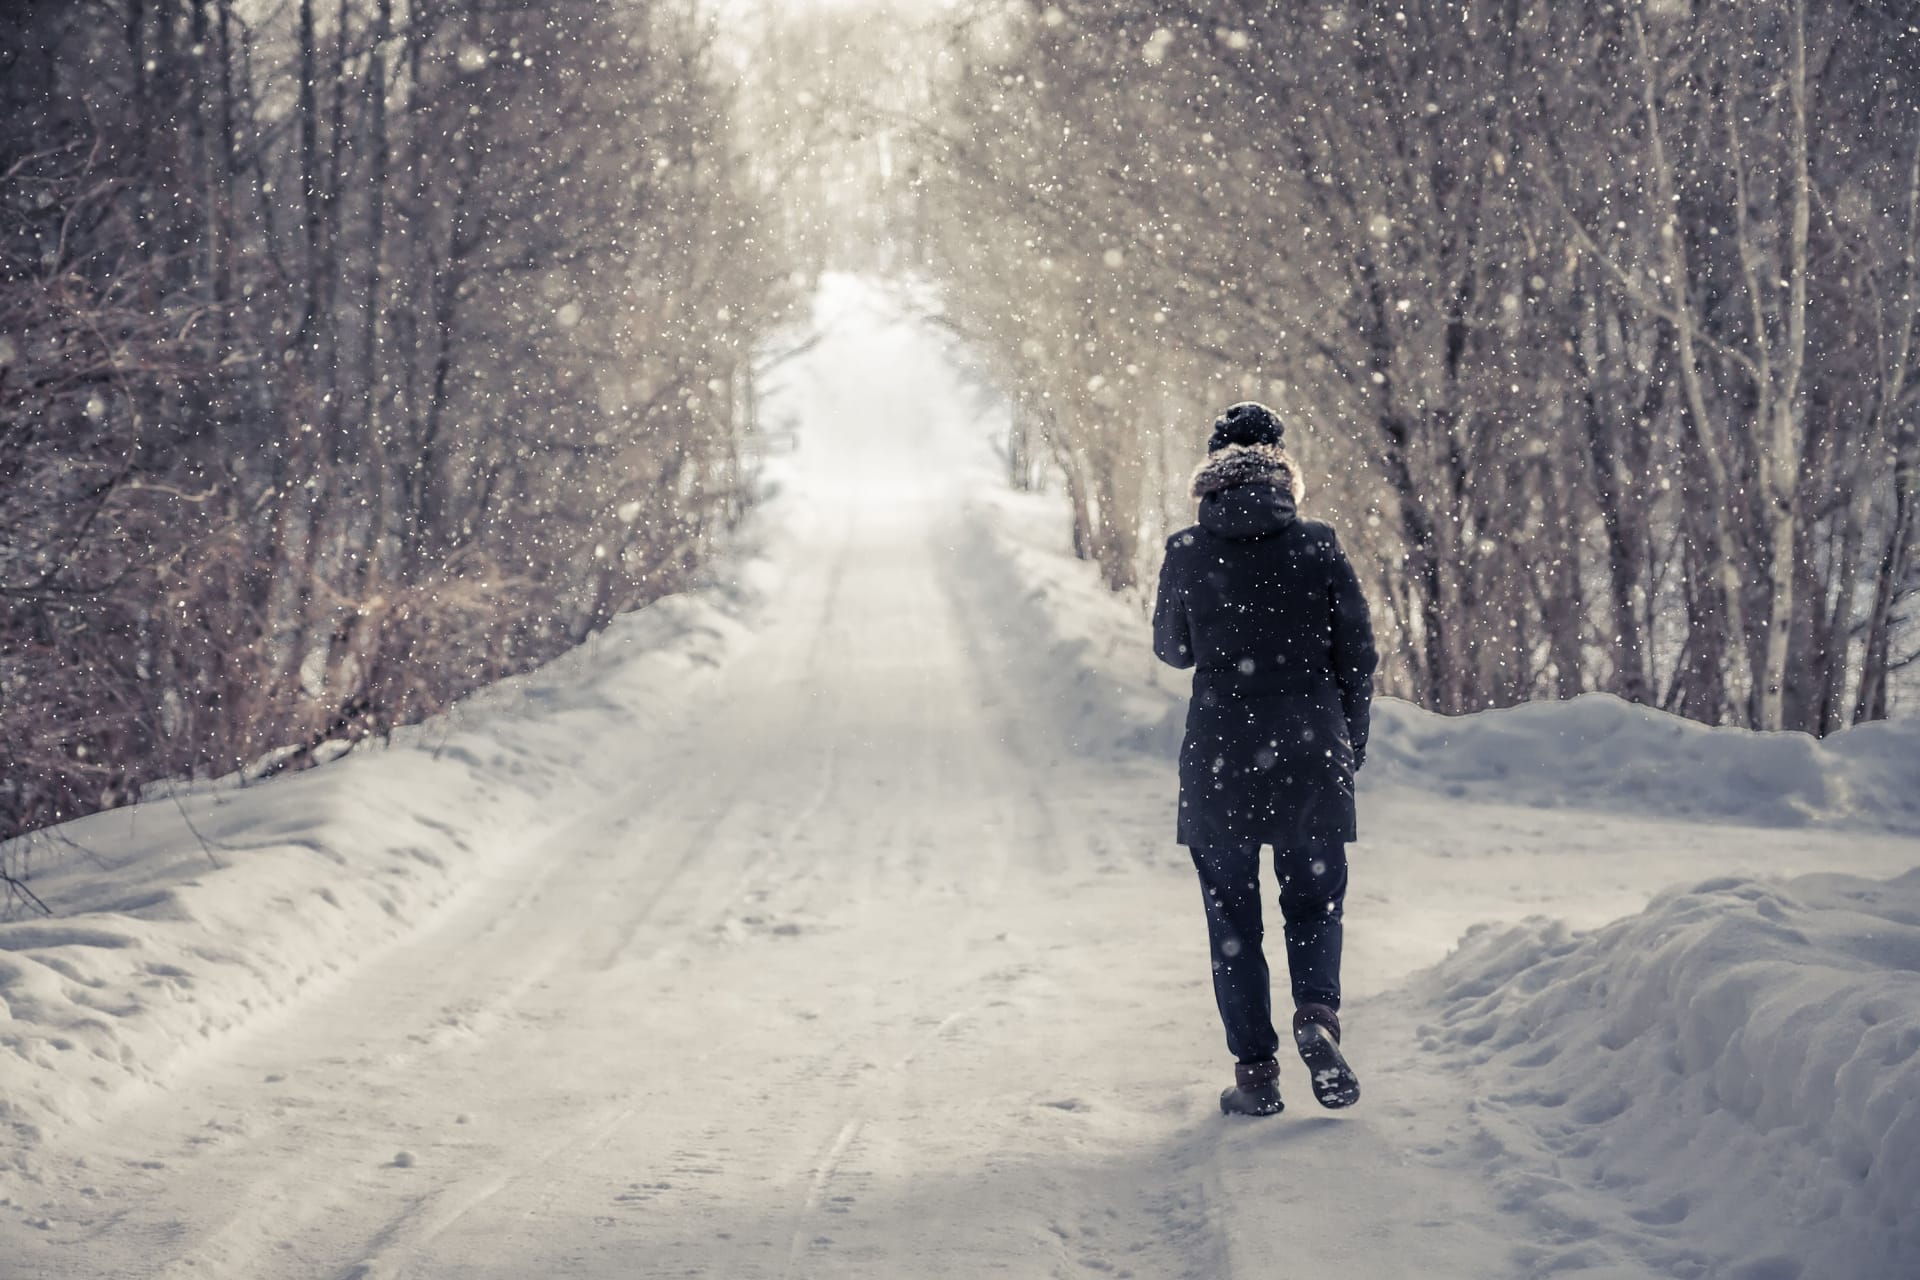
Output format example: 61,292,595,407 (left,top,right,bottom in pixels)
784,1117,867,1272
331,1101,641,1280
